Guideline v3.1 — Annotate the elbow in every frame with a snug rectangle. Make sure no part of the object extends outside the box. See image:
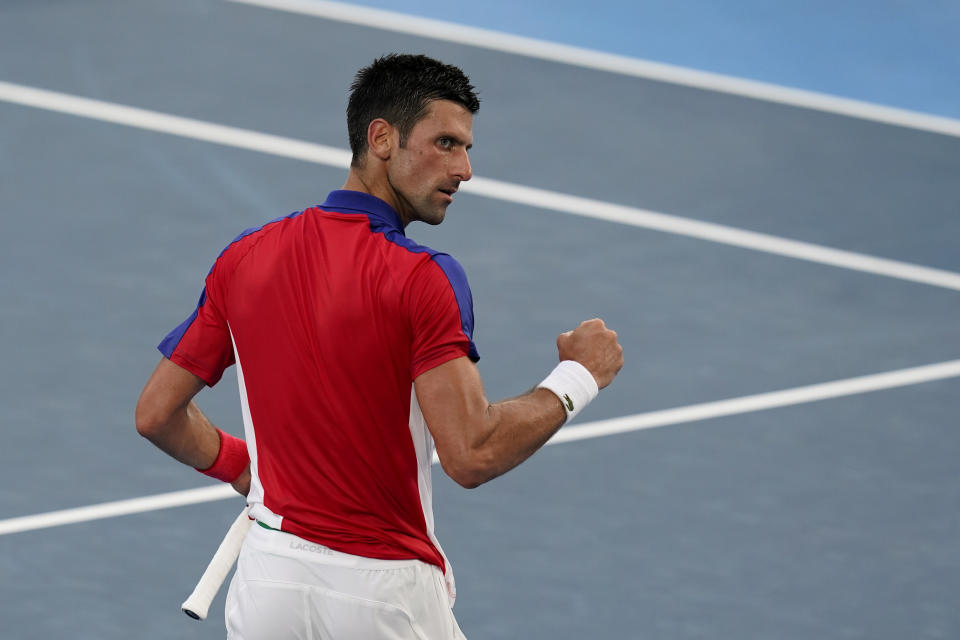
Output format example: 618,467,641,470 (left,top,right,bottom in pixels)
440,450,498,490
134,408,158,441
450,471,485,490
135,396,167,442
